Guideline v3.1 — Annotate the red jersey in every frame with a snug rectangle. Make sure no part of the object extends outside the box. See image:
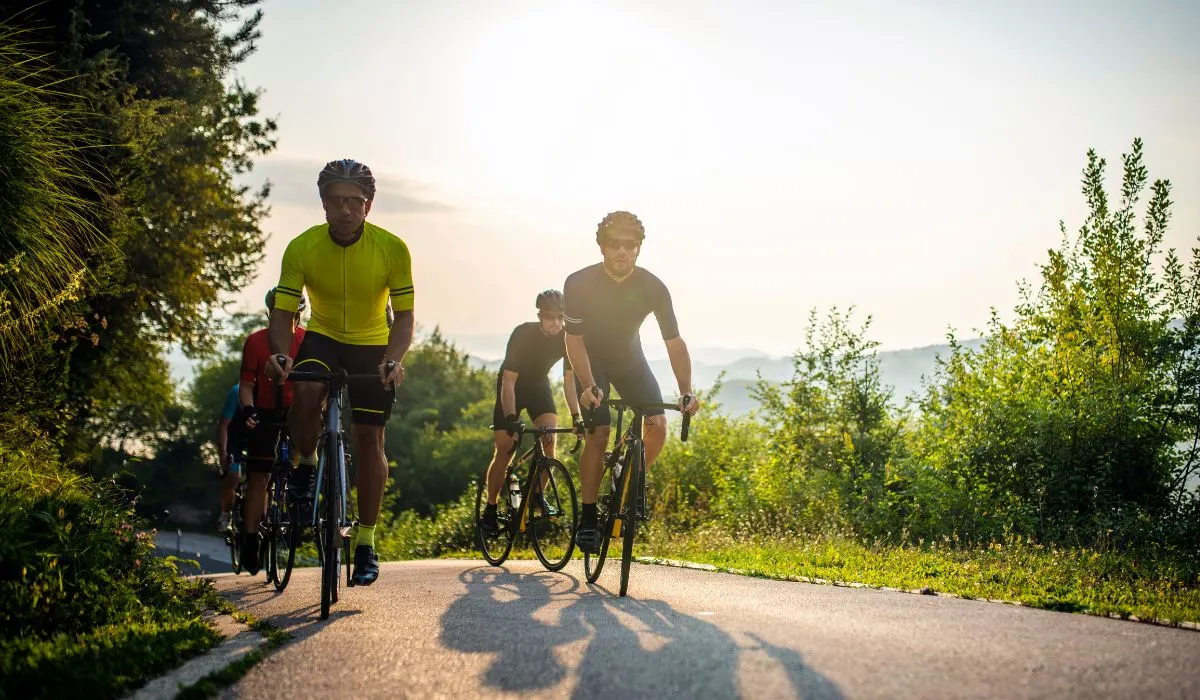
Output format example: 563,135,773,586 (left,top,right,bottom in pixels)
240,327,306,410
